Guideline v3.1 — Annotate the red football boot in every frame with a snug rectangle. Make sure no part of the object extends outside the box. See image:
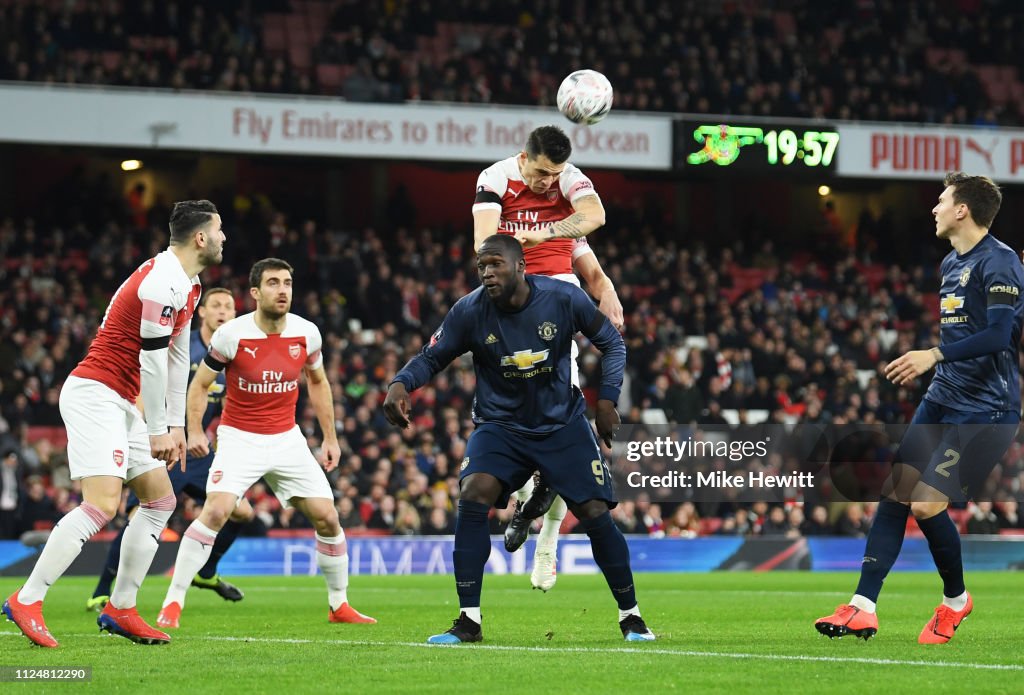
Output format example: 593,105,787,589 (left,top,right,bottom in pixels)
814,604,879,640
98,603,171,644
3,589,59,648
